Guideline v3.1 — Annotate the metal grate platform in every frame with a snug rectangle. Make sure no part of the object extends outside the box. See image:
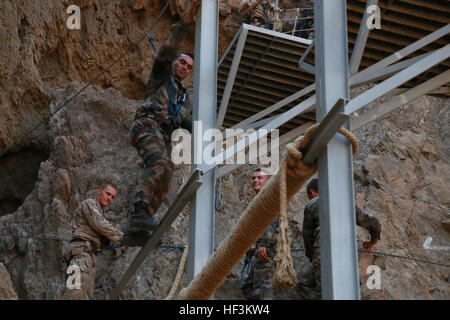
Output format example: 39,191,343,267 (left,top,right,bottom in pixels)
217,24,315,133
217,1,449,132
